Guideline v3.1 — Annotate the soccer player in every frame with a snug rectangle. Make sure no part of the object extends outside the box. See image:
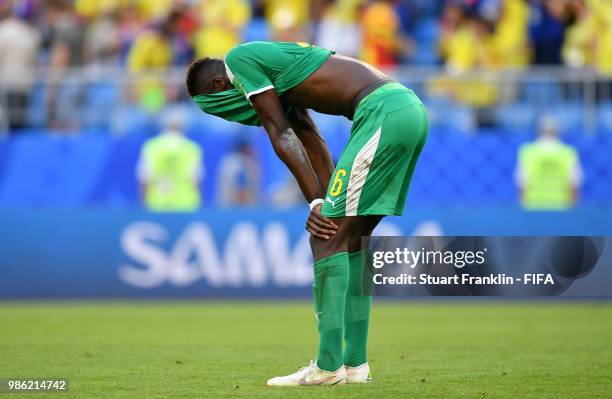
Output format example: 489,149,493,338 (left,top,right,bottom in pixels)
186,41,428,386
